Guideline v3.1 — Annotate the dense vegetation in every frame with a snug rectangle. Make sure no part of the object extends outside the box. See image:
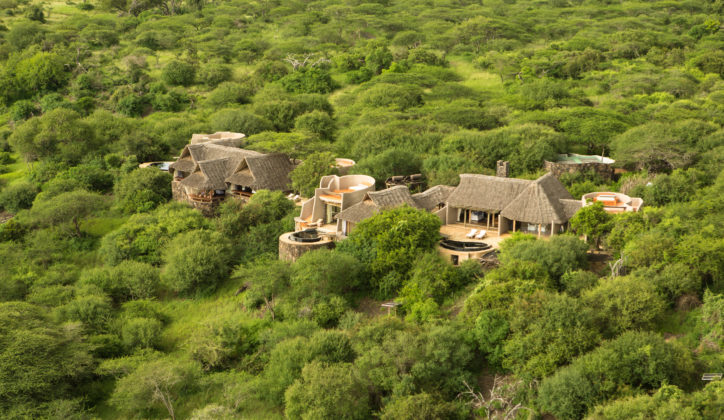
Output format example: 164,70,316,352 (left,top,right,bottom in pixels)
0,0,722,418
